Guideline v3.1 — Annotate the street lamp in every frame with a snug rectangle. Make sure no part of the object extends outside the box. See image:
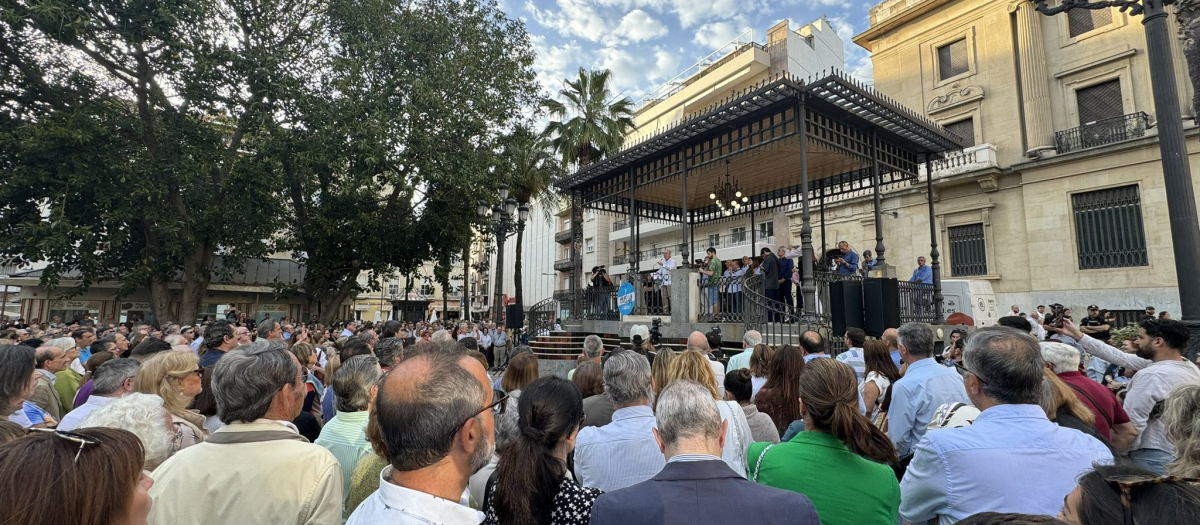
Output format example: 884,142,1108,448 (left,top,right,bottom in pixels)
1035,0,1200,357
477,183,530,324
